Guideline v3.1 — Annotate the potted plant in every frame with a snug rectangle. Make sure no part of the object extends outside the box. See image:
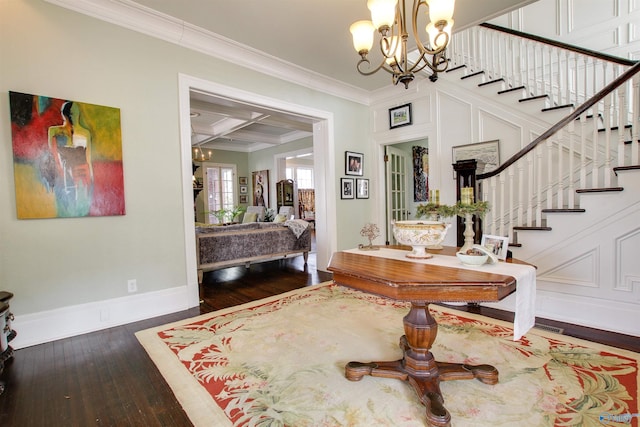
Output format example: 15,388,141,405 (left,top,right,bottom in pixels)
415,200,490,252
